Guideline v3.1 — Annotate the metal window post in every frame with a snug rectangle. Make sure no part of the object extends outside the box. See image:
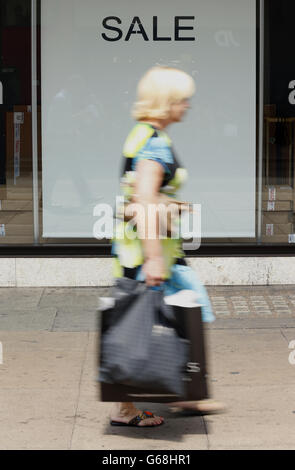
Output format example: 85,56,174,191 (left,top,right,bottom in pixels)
257,0,264,242
31,0,40,244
